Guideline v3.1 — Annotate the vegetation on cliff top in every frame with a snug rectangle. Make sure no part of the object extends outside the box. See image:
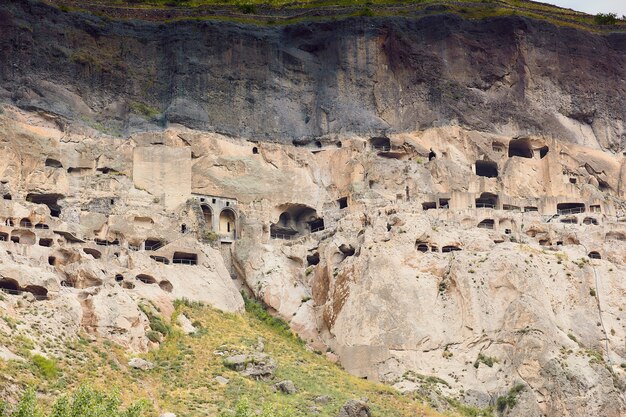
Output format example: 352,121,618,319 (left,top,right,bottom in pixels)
0,297,489,417
49,0,626,31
